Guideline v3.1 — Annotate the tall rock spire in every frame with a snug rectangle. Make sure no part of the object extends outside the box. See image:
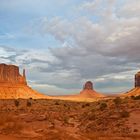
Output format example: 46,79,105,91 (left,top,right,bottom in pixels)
135,72,140,87
23,69,27,85
0,64,27,85
23,69,26,78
